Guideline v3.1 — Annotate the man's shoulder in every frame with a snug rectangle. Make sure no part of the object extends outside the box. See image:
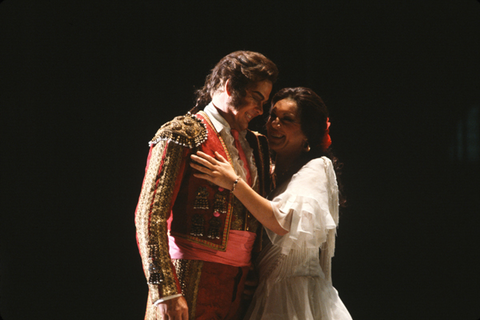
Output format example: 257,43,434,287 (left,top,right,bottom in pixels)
247,130,266,139
150,113,207,148
246,130,268,145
